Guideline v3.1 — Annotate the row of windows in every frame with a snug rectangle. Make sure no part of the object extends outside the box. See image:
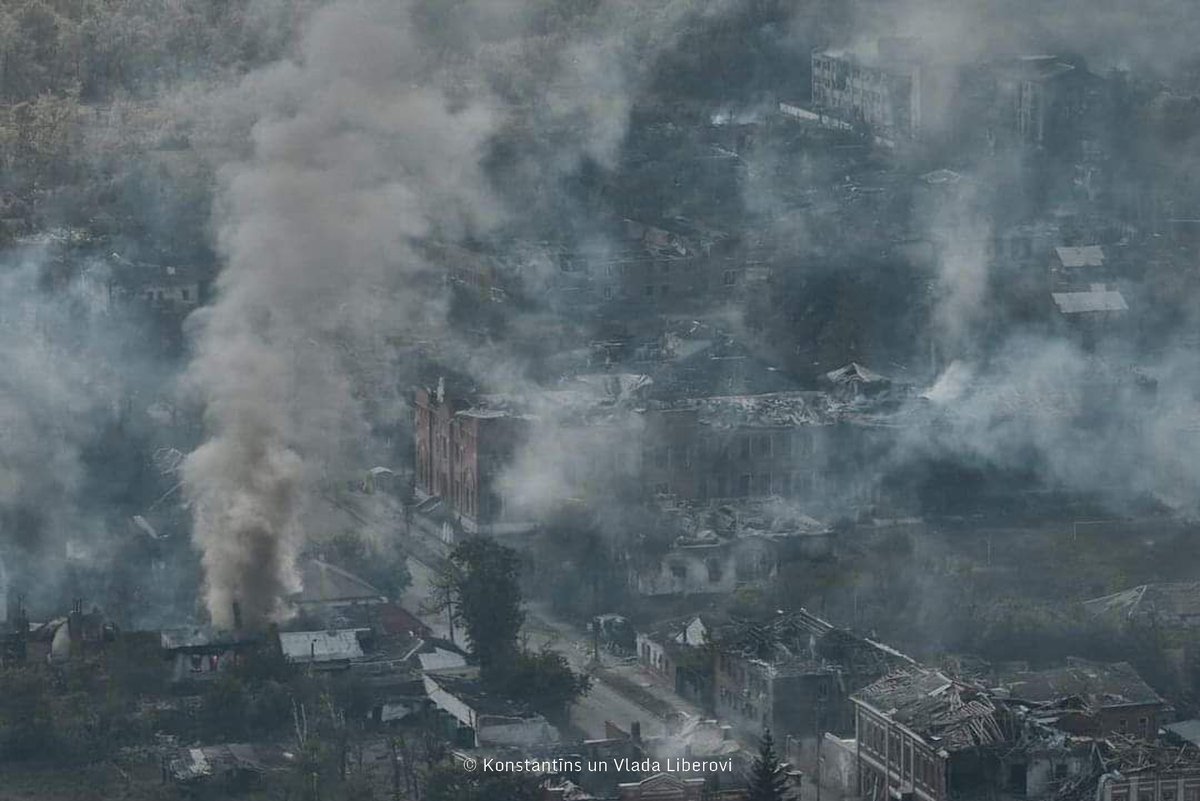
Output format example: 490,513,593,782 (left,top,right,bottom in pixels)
1112,784,1200,801
649,433,817,470
717,687,765,726
696,471,817,500
668,556,768,584
860,714,940,791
